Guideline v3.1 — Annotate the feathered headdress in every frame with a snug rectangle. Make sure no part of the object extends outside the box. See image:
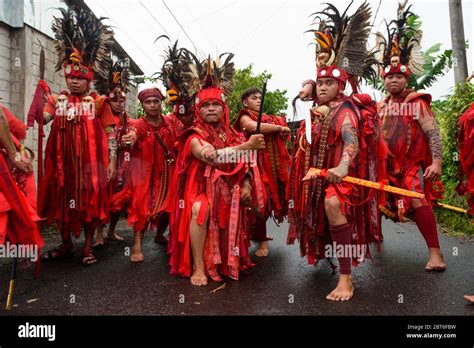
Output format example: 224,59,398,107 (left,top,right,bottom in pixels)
309,1,375,87
52,6,114,82
180,50,235,104
95,59,131,99
154,38,194,115
374,2,424,78
178,49,235,128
